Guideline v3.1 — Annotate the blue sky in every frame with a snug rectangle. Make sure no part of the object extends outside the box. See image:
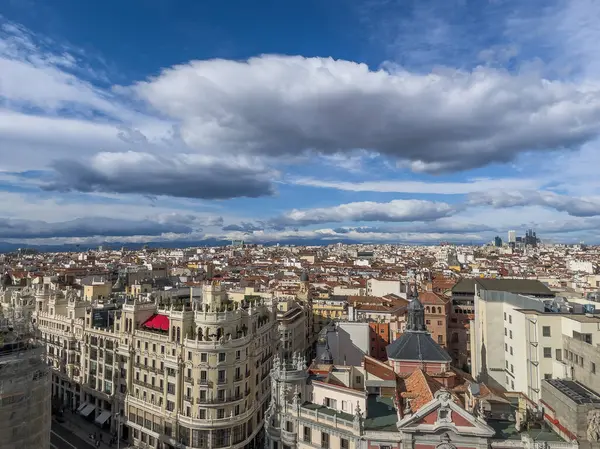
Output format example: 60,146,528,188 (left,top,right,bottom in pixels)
2,0,600,245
